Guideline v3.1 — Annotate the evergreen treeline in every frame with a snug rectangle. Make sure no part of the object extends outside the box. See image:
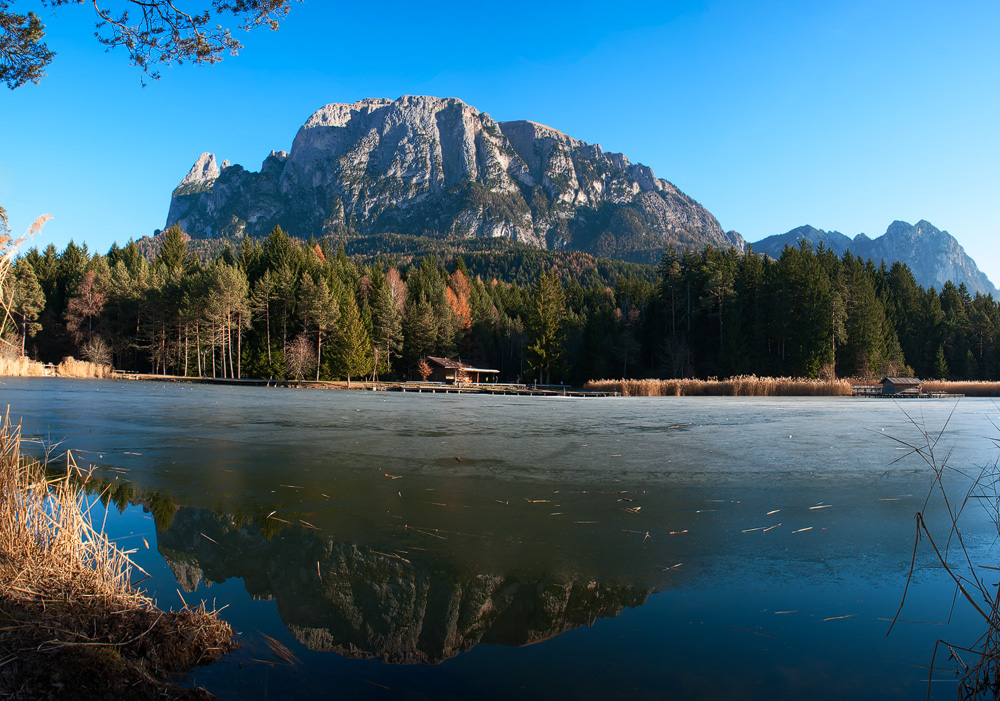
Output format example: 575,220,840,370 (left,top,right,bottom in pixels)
4,228,999,383
652,242,999,381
